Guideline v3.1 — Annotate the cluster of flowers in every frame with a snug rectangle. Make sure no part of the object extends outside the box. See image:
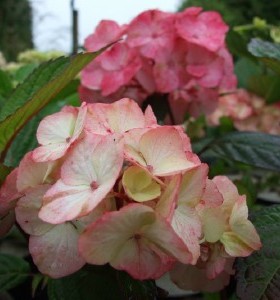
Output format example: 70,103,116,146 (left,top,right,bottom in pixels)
79,7,236,121
209,88,280,135
0,99,261,291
